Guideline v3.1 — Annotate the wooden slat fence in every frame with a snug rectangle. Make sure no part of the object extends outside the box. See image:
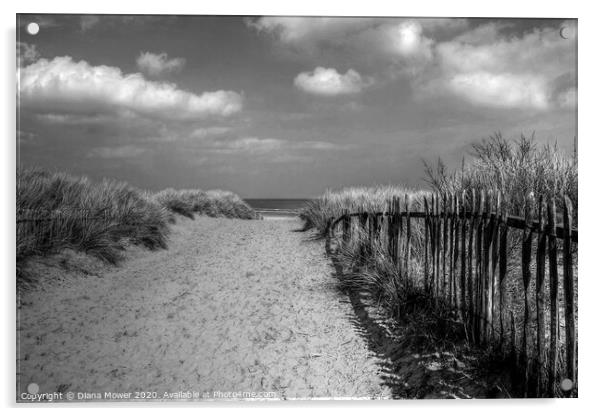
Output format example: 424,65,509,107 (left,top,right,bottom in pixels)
326,190,577,398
